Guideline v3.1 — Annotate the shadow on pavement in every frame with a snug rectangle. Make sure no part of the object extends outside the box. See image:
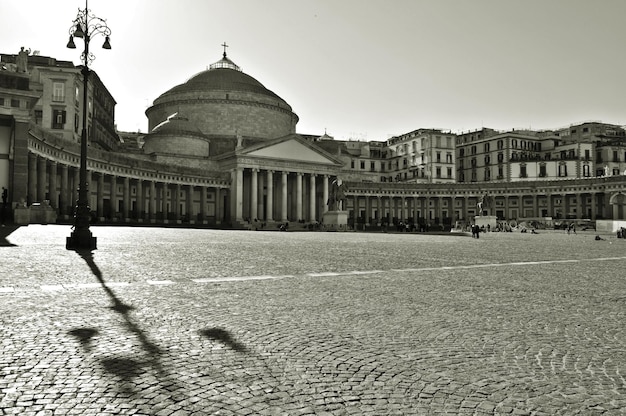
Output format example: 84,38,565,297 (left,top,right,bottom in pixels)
68,327,99,353
70,249,183,400
0,225,19,247
199,327,248,352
